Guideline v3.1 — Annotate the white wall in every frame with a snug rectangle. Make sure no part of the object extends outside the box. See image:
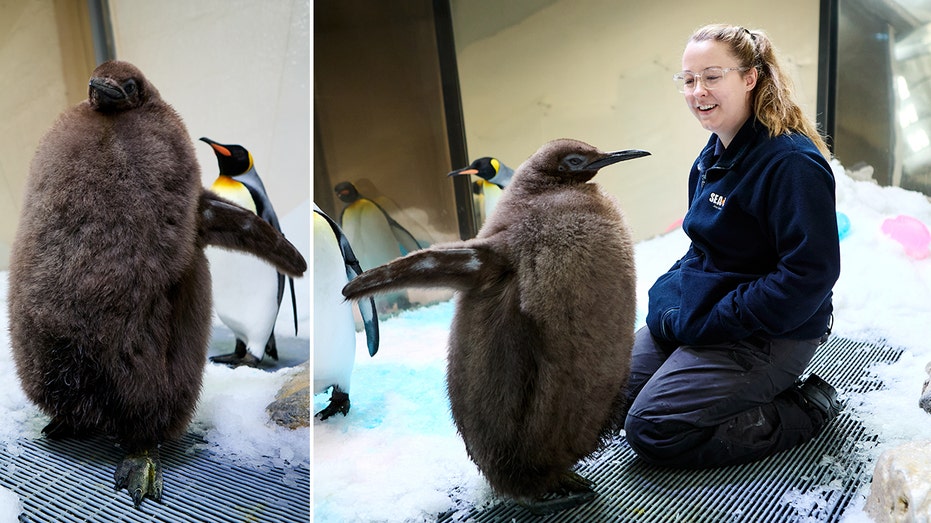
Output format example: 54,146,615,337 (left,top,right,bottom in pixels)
0,1,72,268
108,0,310,217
